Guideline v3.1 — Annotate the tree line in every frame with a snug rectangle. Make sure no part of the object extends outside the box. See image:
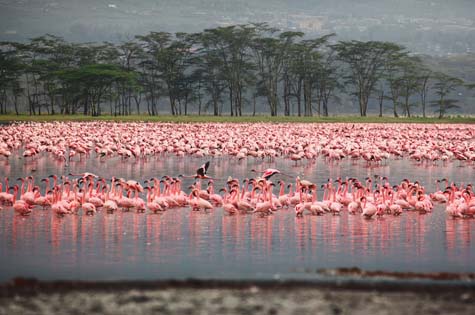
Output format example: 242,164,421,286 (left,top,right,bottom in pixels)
0,23,472,118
